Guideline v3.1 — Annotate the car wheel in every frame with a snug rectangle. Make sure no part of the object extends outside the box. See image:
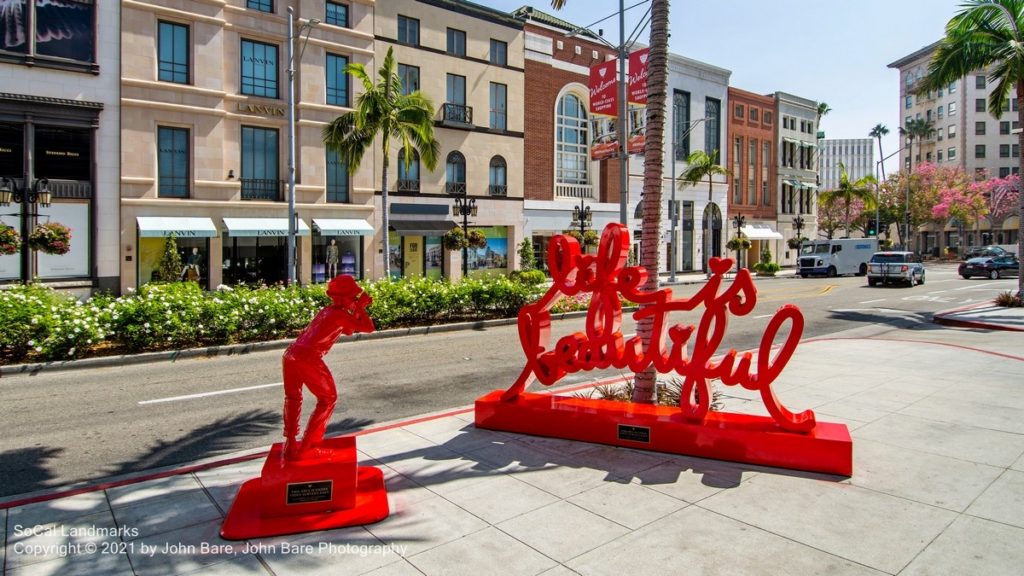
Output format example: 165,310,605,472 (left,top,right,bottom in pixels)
919,272,925,285
961,274,971,279
868,278,877,287
800,273,808,278
827,266,837,278
857,263,868,276
990,269,1000,280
